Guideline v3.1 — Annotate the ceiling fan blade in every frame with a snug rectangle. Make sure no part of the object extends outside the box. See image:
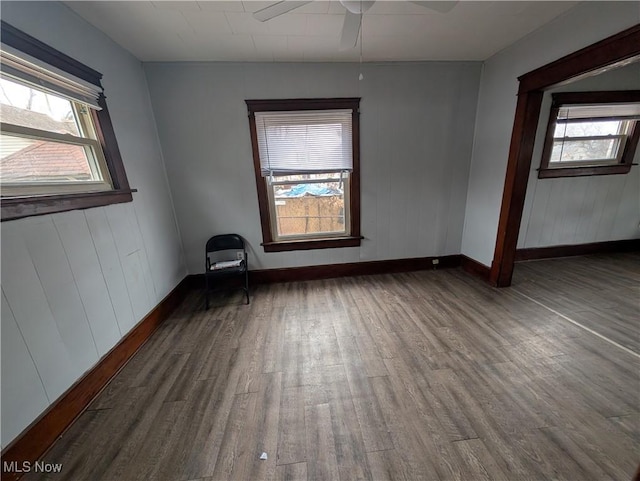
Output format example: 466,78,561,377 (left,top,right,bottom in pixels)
253,1,314,22
410,1,459,13
339,11,362,51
